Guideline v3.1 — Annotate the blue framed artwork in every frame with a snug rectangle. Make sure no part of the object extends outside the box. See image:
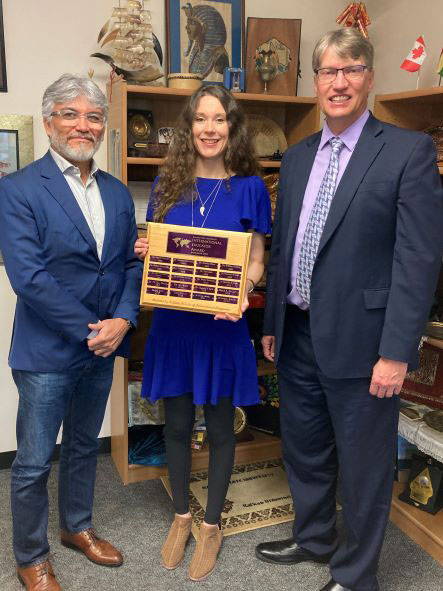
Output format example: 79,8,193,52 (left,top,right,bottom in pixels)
166,0,244,85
